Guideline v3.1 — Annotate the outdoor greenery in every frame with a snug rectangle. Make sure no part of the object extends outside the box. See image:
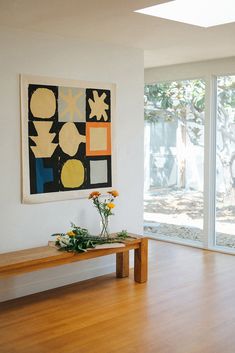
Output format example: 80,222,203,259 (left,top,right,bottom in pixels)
144,77,235,193
144,80,205,146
